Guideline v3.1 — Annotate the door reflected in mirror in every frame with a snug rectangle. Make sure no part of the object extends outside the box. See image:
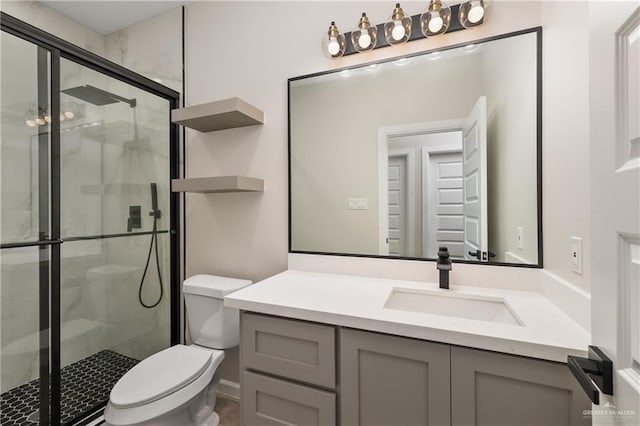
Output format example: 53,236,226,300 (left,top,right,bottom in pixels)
289,28,541,266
